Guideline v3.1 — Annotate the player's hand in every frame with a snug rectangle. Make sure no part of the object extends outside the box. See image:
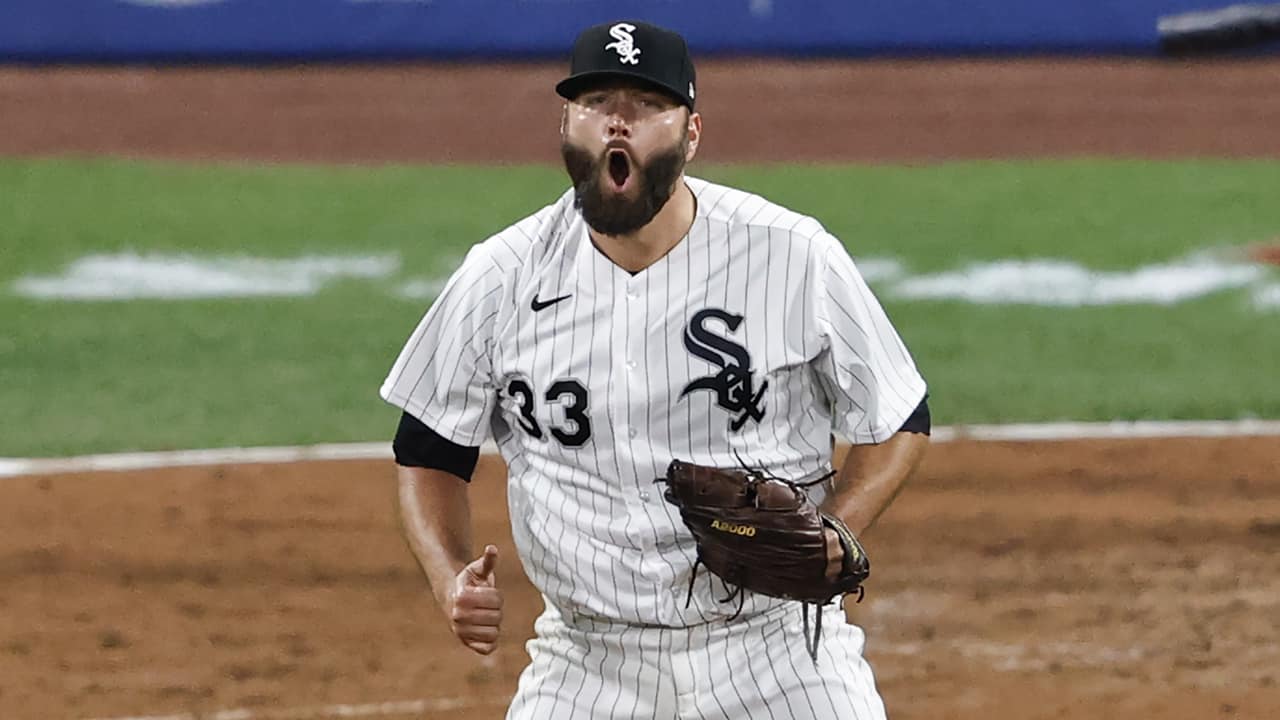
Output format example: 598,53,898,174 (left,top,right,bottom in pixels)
823,528,844,582
445,544,503,655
